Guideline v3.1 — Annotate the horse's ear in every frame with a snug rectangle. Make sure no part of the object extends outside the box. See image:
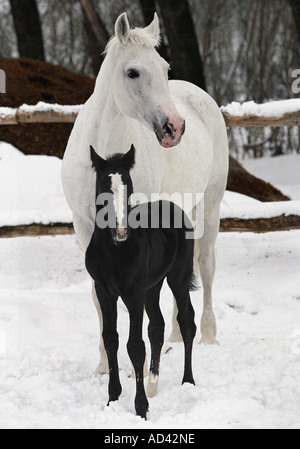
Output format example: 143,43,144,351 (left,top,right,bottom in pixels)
121,144,136,171
144,13,160,46
90,145,106,171
115,12,130,45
